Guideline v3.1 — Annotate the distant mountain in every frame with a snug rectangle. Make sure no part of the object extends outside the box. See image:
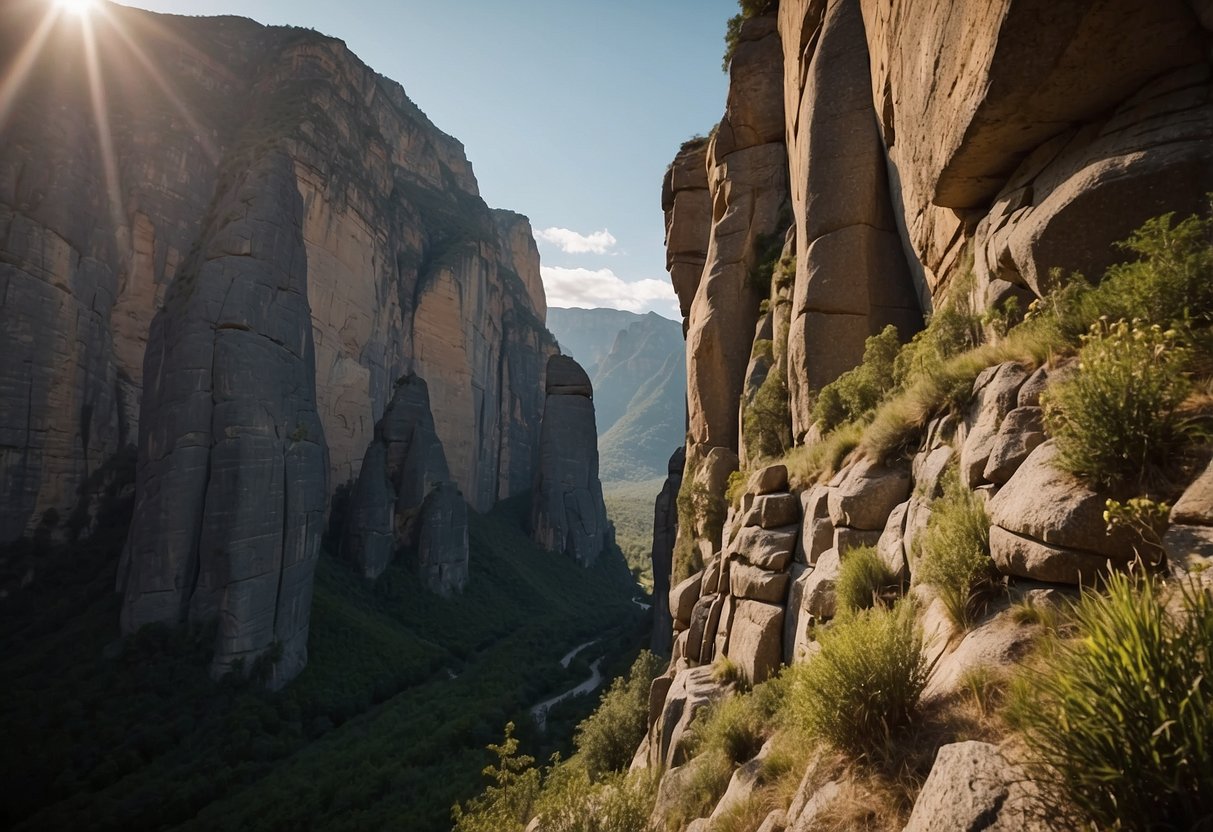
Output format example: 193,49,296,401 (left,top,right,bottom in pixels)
547,308,685,482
